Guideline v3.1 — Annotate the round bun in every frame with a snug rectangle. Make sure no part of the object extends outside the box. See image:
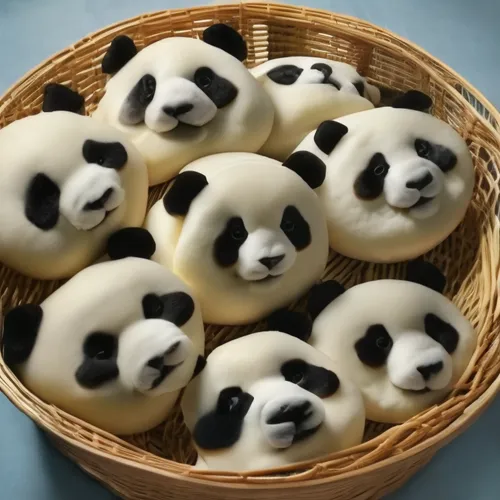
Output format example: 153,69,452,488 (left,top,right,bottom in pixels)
145,152,329,325
251,56,379,160
182,331,365,471
2,258,205,435
292,106,475,262
93,36,274,186
0,111,148,279
310,279,476,423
